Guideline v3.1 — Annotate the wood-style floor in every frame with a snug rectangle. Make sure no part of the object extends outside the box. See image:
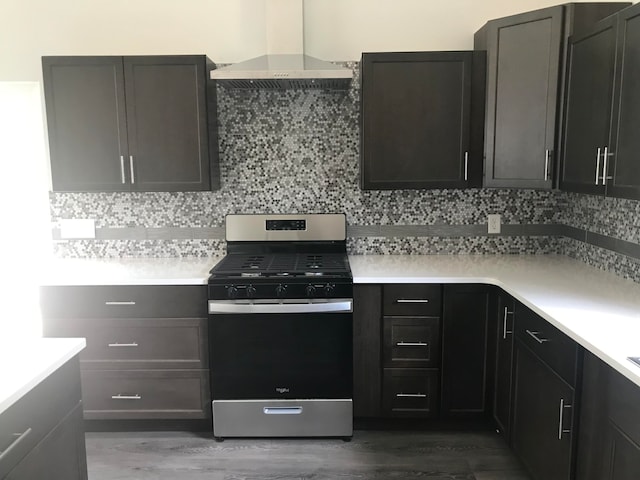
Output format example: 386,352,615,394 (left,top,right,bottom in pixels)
85,430,532,480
